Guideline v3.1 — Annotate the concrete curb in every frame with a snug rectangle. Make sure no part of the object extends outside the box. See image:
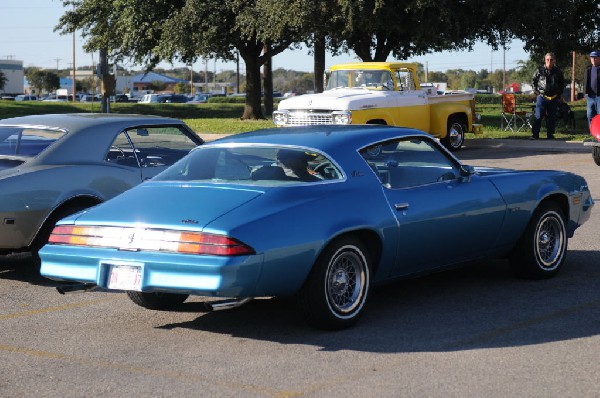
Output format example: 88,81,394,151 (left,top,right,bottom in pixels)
463,138,590,153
